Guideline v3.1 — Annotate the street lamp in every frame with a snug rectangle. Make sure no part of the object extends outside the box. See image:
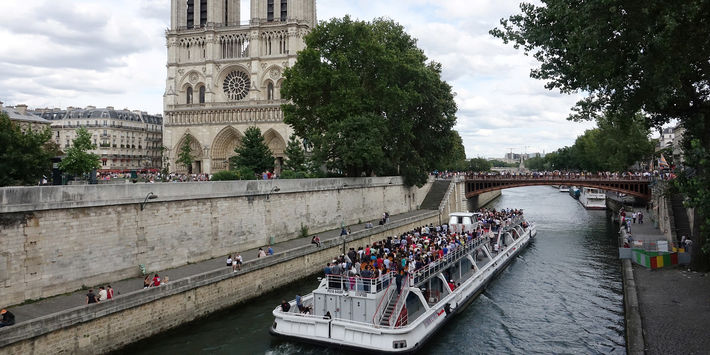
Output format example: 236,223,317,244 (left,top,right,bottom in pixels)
266,186,280,200
140,192,158,211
